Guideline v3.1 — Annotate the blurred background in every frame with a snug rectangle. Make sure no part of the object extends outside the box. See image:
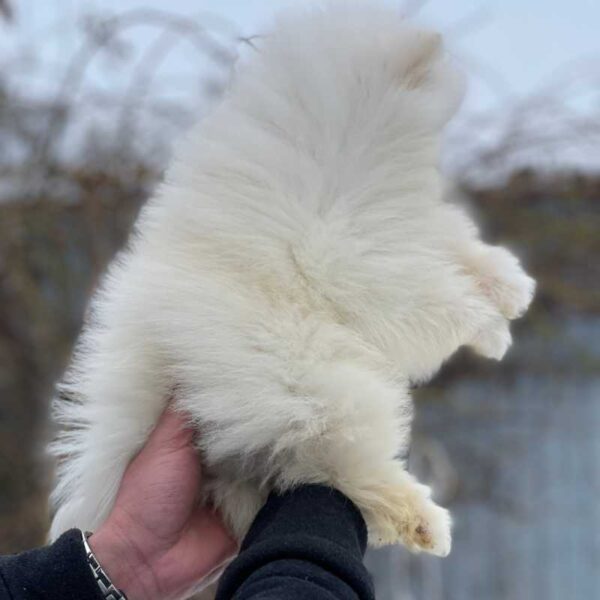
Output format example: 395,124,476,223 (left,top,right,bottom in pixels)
0,1,598,598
